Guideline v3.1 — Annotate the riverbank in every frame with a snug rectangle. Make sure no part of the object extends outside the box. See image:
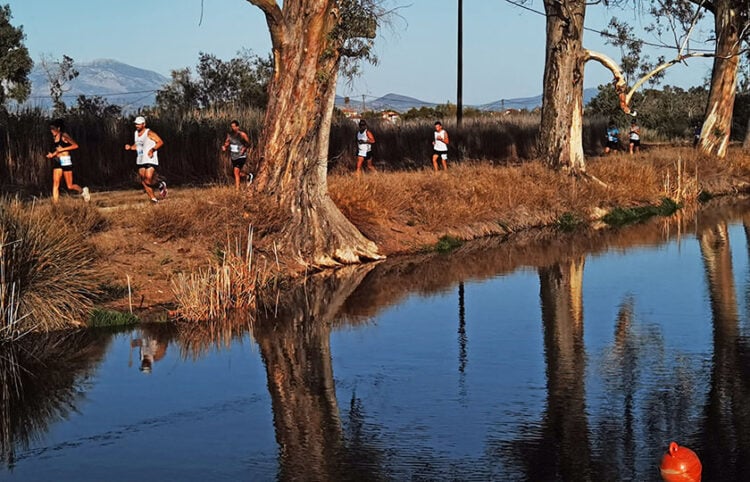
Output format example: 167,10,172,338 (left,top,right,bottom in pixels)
5,146,750,327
